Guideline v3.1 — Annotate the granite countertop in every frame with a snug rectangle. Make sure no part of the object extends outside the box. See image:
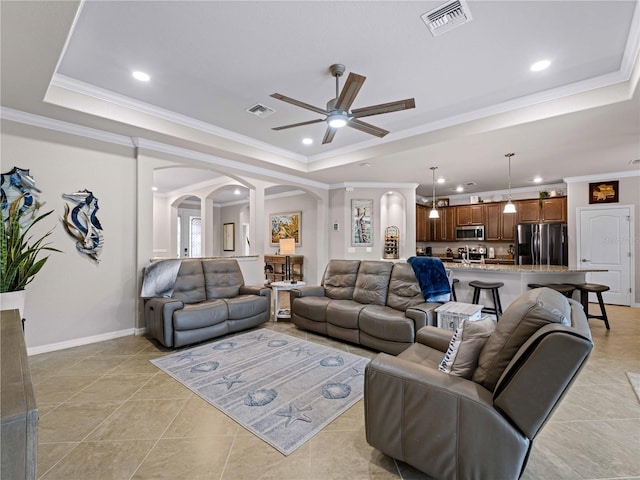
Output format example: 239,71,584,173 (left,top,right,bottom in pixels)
445,263,607,273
